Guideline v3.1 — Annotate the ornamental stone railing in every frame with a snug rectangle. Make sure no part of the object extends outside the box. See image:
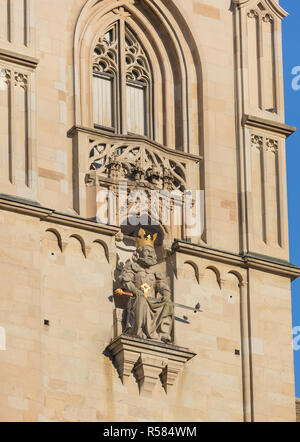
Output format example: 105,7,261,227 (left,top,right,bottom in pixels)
68,126,202,241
